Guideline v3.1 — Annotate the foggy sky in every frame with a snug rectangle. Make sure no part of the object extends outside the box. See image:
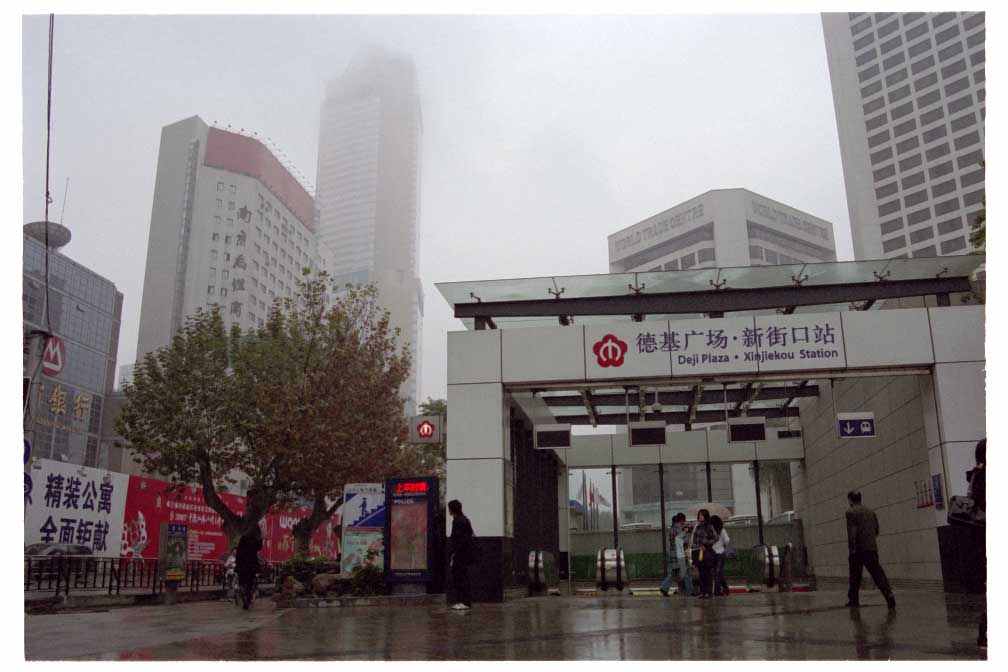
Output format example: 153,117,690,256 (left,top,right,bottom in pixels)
21,14,854,405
